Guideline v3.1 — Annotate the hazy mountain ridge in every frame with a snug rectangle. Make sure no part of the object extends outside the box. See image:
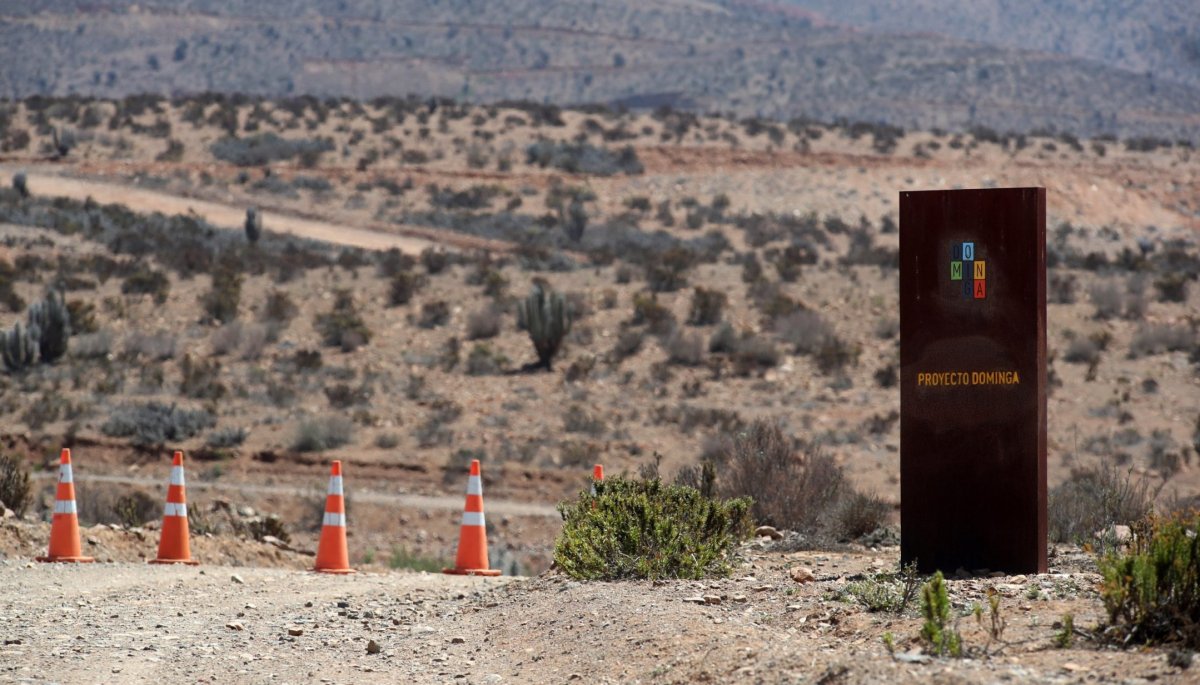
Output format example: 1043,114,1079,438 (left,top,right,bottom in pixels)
2,0,1199,140
775,0,1200,88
